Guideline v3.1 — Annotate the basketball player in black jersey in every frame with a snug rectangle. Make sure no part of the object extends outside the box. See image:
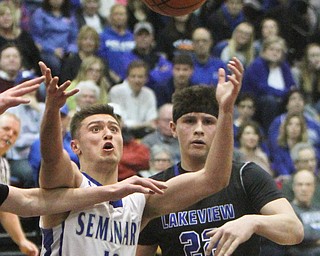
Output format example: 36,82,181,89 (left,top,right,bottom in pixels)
137,85,304,256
